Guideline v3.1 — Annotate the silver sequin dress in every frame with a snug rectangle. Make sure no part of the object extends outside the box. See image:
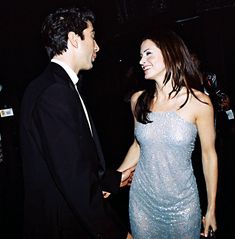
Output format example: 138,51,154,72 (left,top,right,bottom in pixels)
129,112,201,239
